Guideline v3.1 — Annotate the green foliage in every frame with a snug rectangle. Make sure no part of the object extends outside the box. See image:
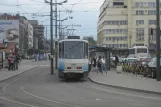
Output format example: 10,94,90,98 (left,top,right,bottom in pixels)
83,36,96,45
